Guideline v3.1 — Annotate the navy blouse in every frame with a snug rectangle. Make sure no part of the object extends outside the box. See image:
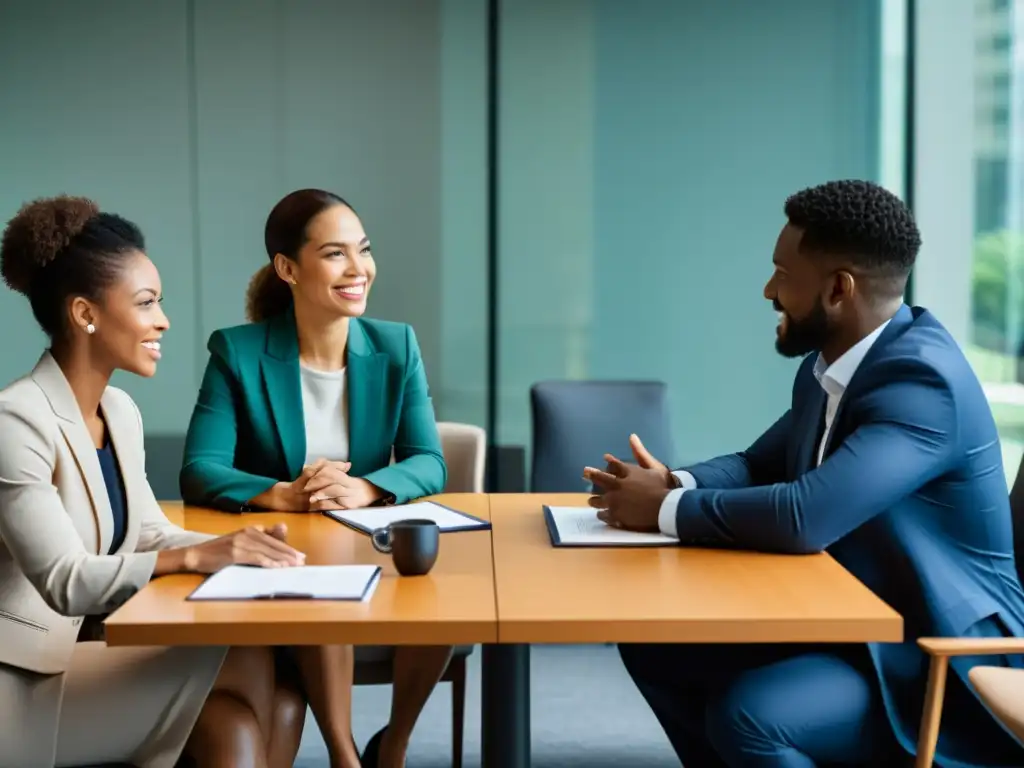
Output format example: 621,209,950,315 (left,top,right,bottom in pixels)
96,440,128,554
